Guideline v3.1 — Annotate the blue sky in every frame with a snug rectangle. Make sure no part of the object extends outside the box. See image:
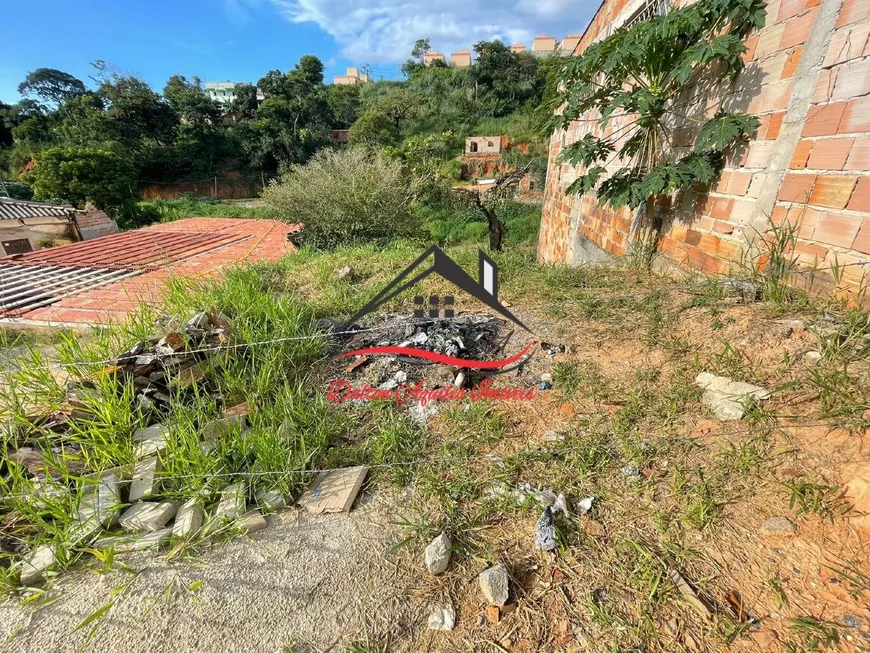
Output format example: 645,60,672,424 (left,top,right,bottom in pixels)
0,0,597,103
